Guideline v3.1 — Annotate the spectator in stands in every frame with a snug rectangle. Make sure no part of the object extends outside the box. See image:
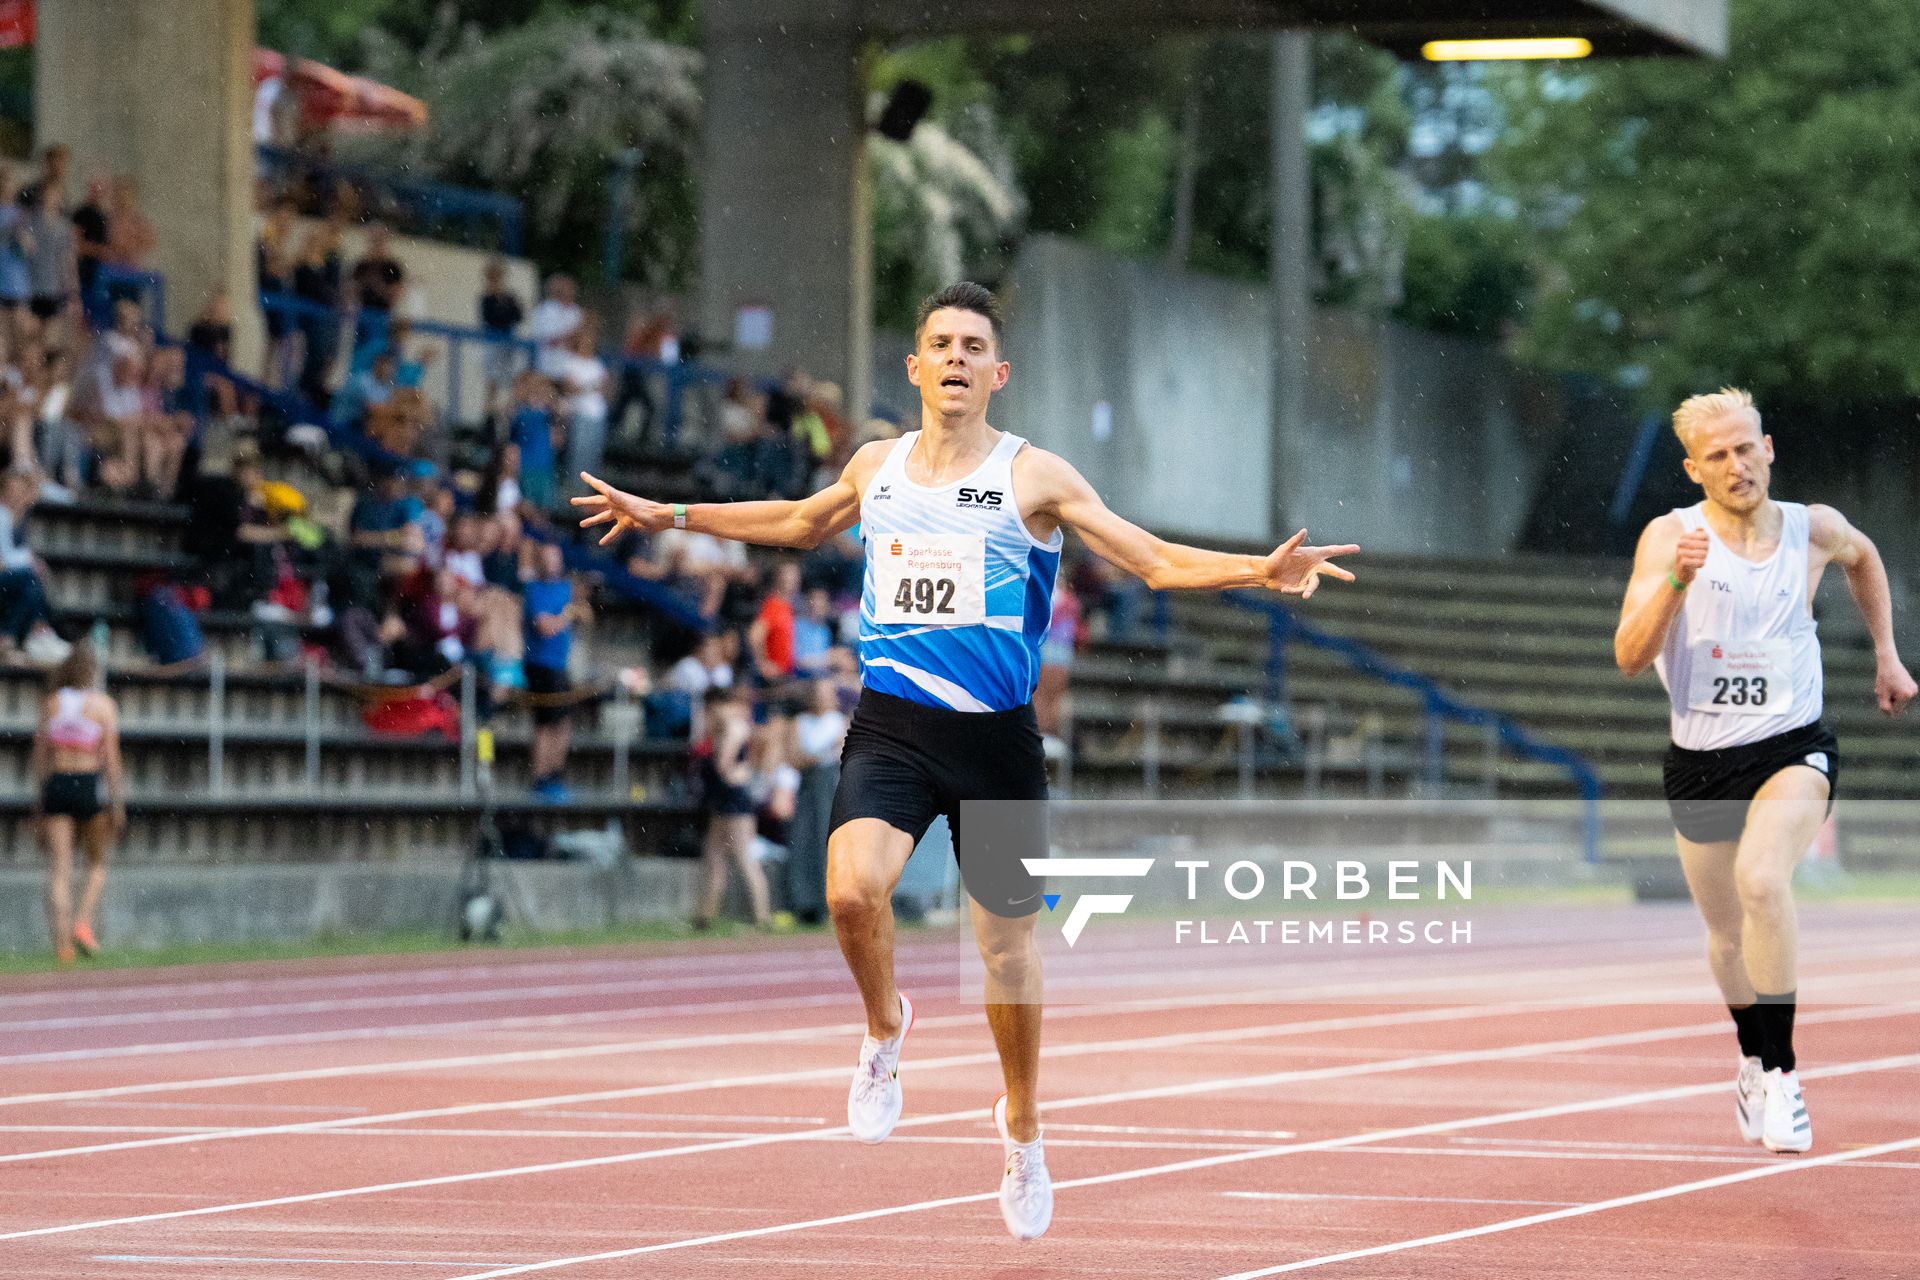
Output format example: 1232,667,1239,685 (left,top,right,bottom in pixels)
652,521,751,619
558,326,609,483
24,181,78,344
749,559,801,686
256,200,298,389
787,676,848,926
0,469,67,663
478,256,523,419
693,681,771,932
749,708,800,881
528,273,581,377
185,289,241,420
664,630,736,696
505,371,557,511
34,349,83,492
792,585,836,678
0,166,30,322
292,223,344,405
480,440,523,517
134,345,192,501
350,220,406,348
348,462,420,579
18,145,68,212
381,561,471,682
523,541,587,800
69,174,109,308
31,643,123,966
823,642,860,715
1036,576,1080,750
103,176,155,304
183,445,277,610
717,376,762,447
610,306,678,446
330,349,397,430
